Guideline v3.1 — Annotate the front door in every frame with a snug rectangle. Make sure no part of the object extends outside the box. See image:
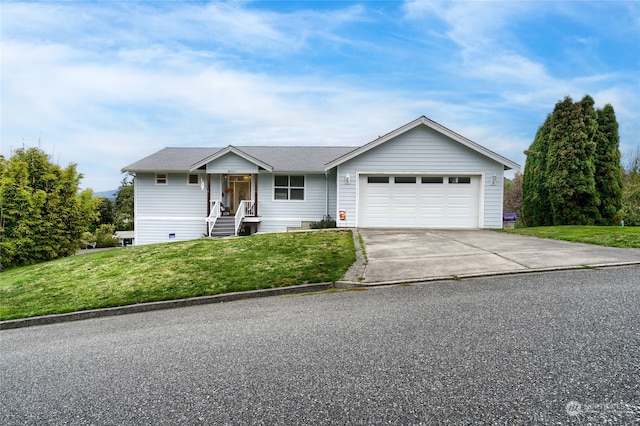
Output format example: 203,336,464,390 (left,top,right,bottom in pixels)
230,175,251,214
